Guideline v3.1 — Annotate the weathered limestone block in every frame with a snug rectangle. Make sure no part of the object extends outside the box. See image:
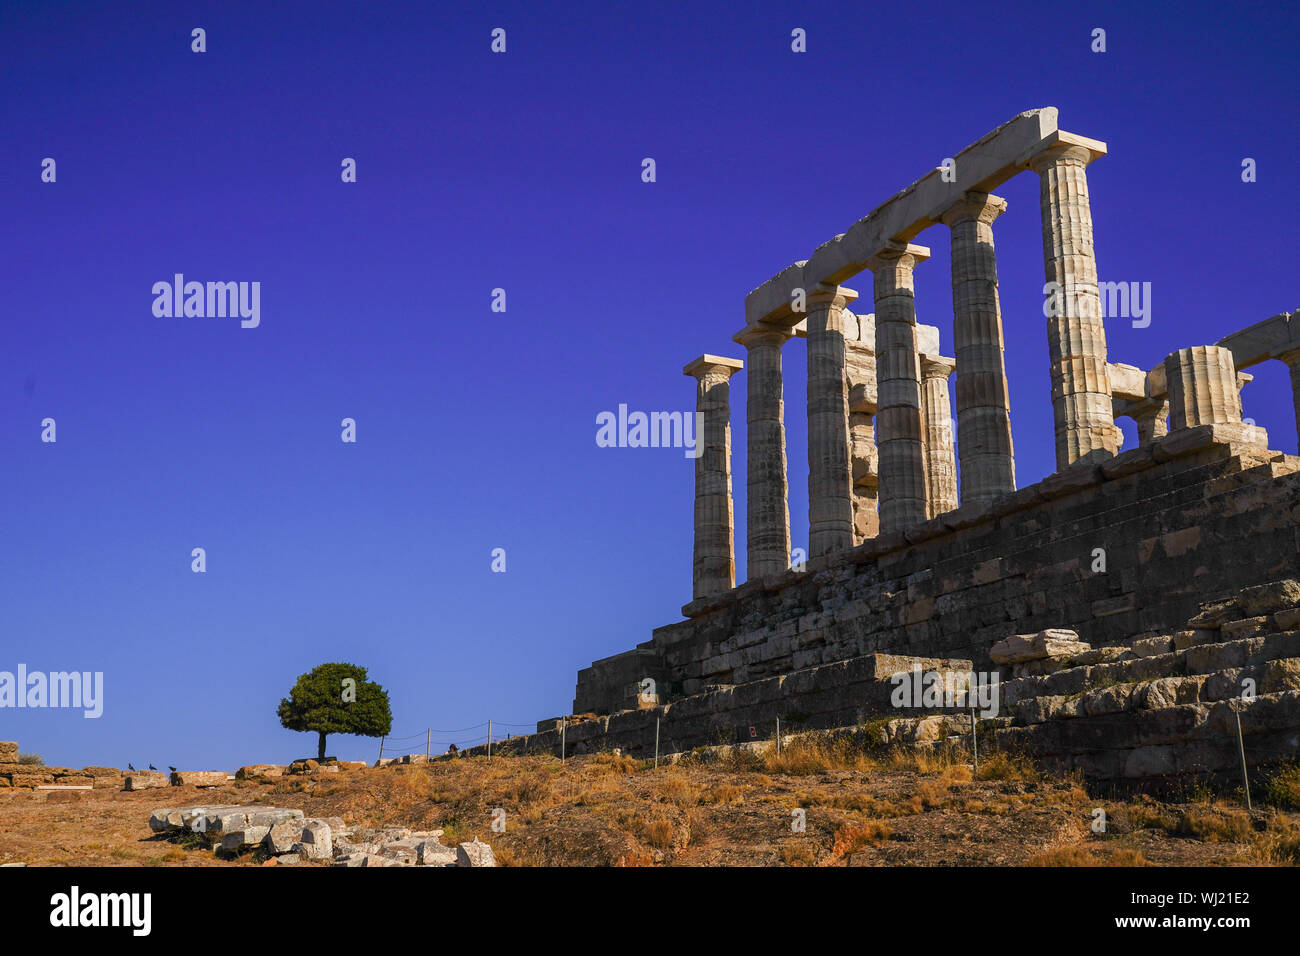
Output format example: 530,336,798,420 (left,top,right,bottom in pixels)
220,826,270,853
170,770,227,788
50,774,94,788
1131,635,1174,657
1221,617,1270,640
266,819,305,854
1138,676,1206,710
294,821,333,860
236,764,284,780
990,629,1090,665
0,742,18,763
419,840,458,866
1124,745,1177,779
456,839,497,867
1238,579,1300,617
124,772,169,791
